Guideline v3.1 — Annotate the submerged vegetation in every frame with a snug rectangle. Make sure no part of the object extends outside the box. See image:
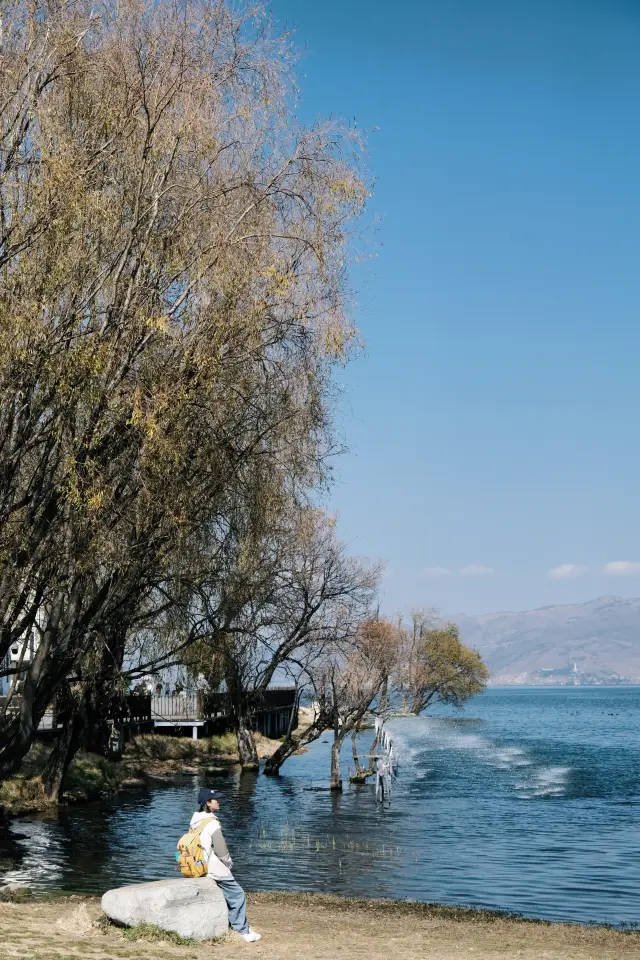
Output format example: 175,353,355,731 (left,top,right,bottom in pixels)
251,824,412,863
